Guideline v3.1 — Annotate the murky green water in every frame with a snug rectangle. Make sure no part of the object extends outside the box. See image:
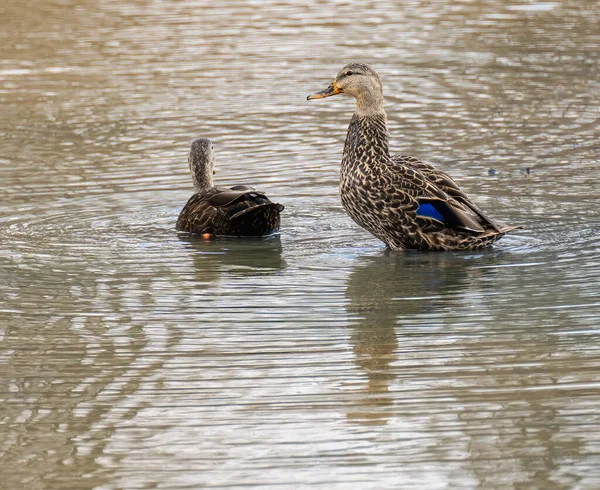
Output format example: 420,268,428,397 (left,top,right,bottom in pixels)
1,1,599,488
